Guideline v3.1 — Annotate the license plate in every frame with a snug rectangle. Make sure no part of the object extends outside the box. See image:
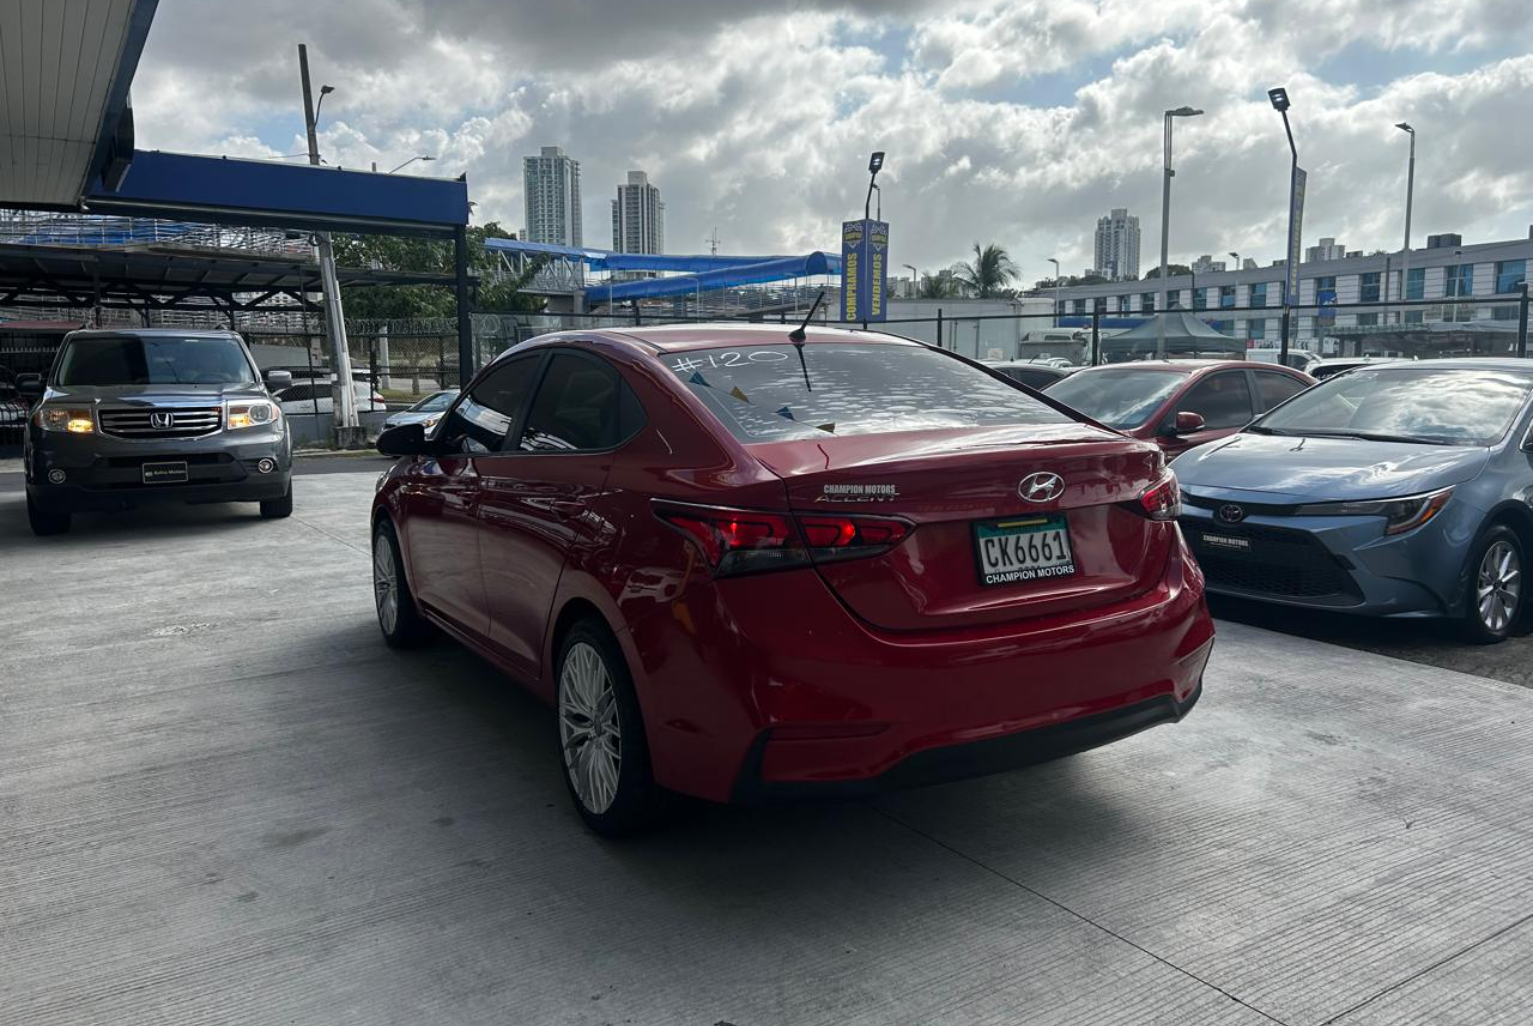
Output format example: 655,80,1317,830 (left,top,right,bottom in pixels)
142,461,188,485
974,514,1076,586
